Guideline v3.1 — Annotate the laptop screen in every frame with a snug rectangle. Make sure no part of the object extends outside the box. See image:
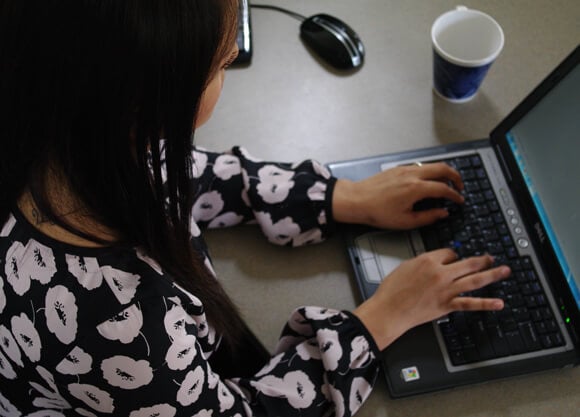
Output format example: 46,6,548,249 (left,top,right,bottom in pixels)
504,63,580,311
